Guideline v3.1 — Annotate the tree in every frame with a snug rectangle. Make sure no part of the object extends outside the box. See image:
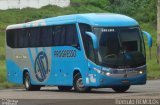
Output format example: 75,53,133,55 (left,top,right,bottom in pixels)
158,0,160,39
157,0,160,63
